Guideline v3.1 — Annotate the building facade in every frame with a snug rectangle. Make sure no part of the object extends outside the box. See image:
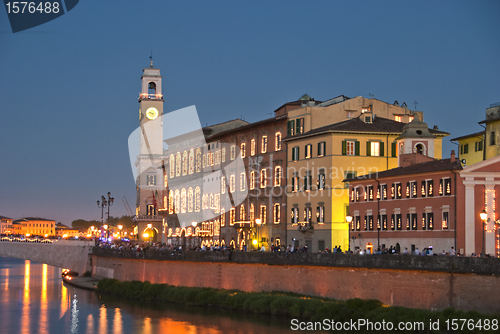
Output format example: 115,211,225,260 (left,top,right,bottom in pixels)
0,215,13,234
450,131,485,167
12,217,56,237
346,152,461,254
480,102,500,160
284,114,448,253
